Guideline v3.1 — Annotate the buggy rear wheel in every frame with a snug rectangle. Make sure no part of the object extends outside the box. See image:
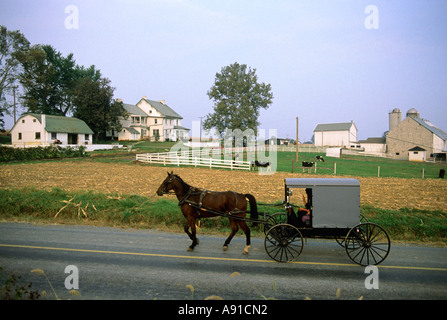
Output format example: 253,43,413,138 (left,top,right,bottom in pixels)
263,212,287,235
345,222,391,266
264,224,303,263
335,214,369,247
